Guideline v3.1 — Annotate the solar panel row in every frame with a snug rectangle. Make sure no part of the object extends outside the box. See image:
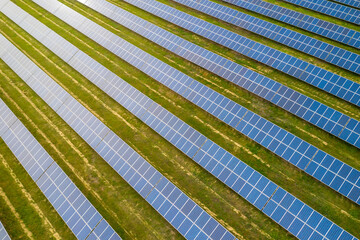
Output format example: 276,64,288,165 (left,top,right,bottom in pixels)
111,0,360,107
7,5,358,239
67,49,359,240
0,21,235,240
331,0,360,9
0,222,10,240
222,0,360,49
105,0,360,136
28,0,360,205
0,96,120,240
281,0,360,25
169,0,360,74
